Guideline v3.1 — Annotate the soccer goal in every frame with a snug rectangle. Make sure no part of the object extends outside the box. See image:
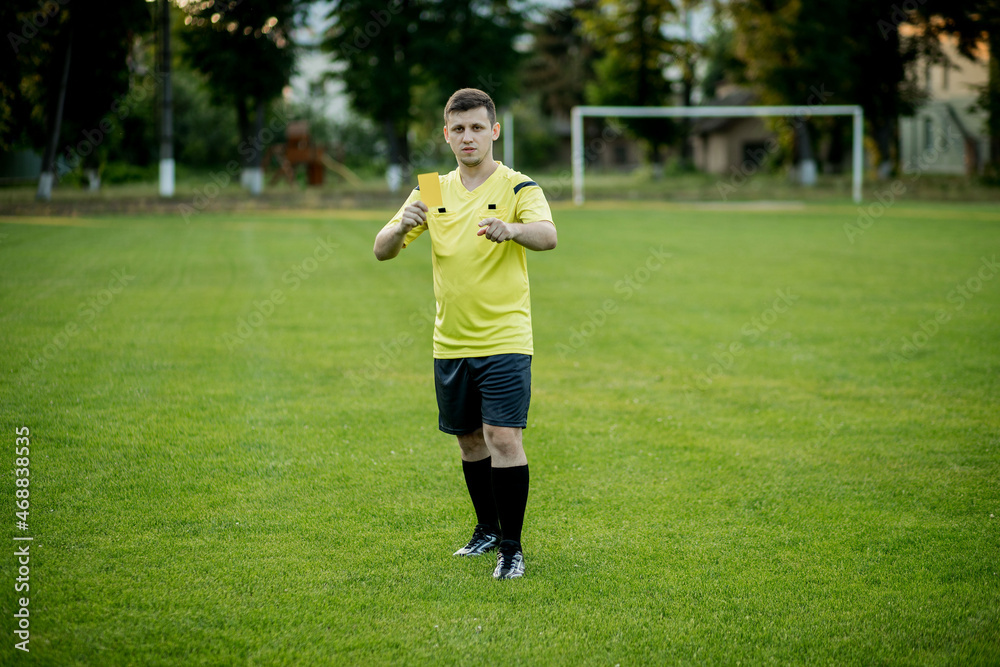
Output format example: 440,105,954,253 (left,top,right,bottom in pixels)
570,104,865,204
